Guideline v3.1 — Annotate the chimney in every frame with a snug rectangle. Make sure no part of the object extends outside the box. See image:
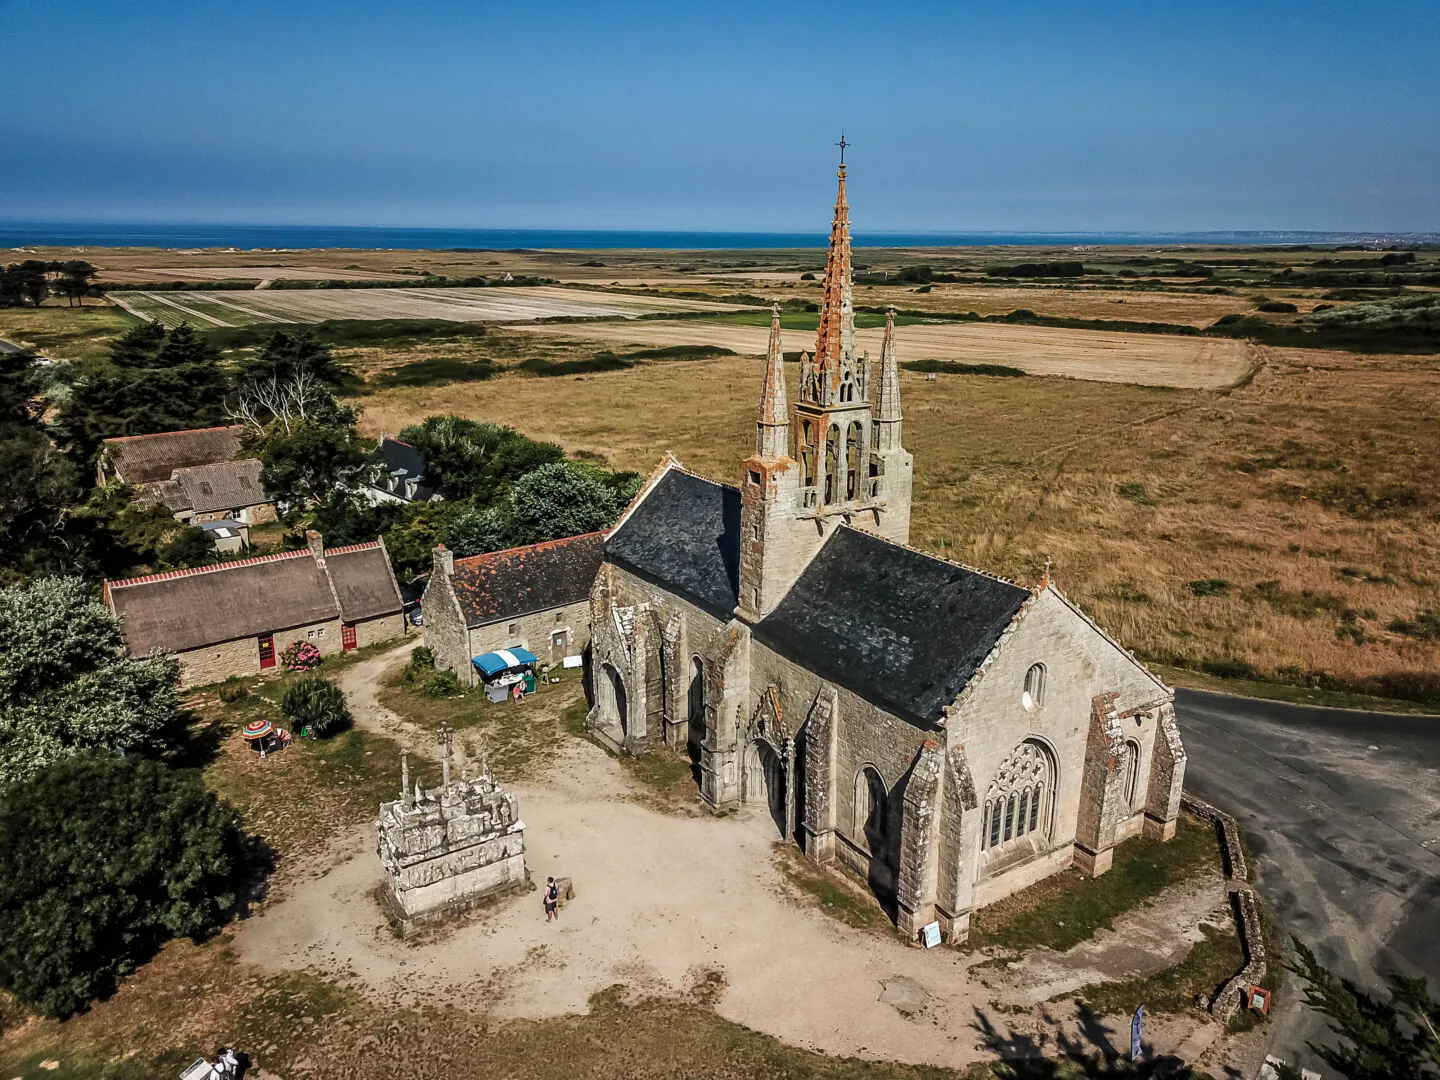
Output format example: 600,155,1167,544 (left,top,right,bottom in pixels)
306,530,325,565
434,543,454,578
